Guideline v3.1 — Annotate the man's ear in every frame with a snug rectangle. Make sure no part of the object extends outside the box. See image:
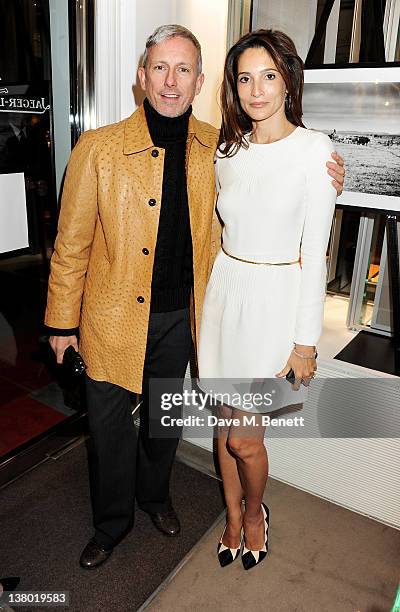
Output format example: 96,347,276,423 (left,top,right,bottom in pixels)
195,72,205,96
137,66,146,91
